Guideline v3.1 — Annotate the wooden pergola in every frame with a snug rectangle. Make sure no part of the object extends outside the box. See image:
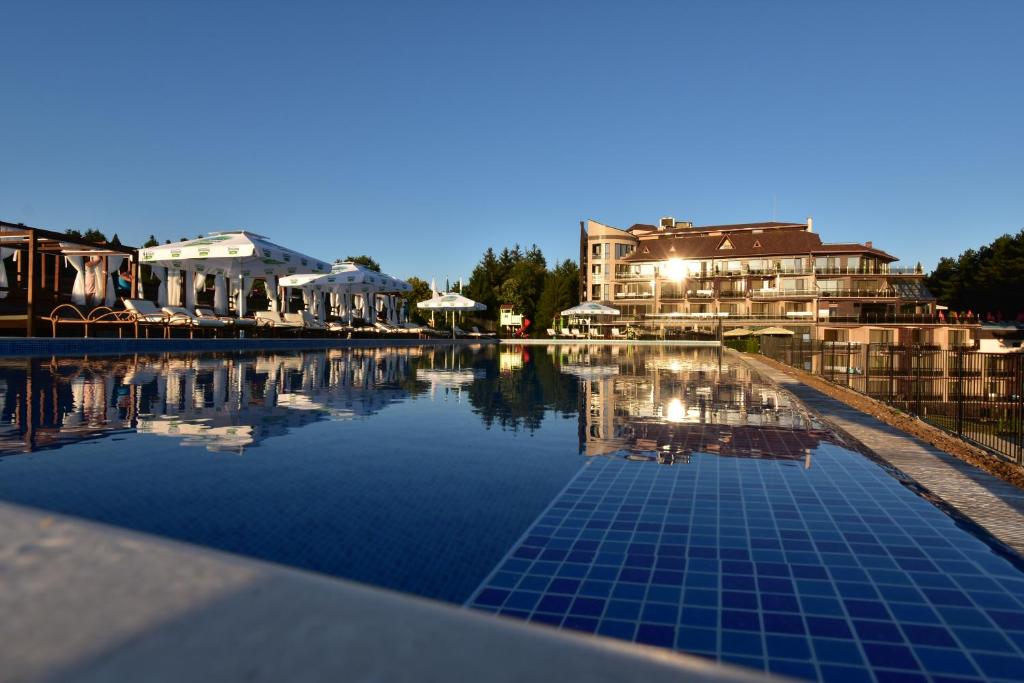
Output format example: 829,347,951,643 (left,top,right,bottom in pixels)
0,221,138,336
